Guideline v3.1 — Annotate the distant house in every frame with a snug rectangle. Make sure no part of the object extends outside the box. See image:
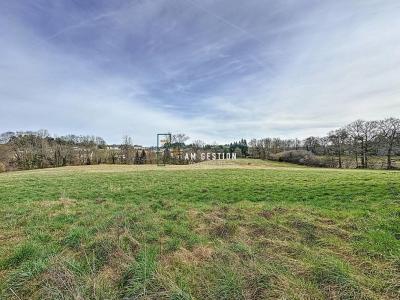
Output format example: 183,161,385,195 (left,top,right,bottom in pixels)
107,145,120,150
